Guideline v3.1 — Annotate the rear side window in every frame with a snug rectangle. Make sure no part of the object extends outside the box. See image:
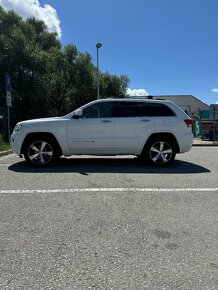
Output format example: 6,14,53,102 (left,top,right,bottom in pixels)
113,102,145,117
113,102,176,117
